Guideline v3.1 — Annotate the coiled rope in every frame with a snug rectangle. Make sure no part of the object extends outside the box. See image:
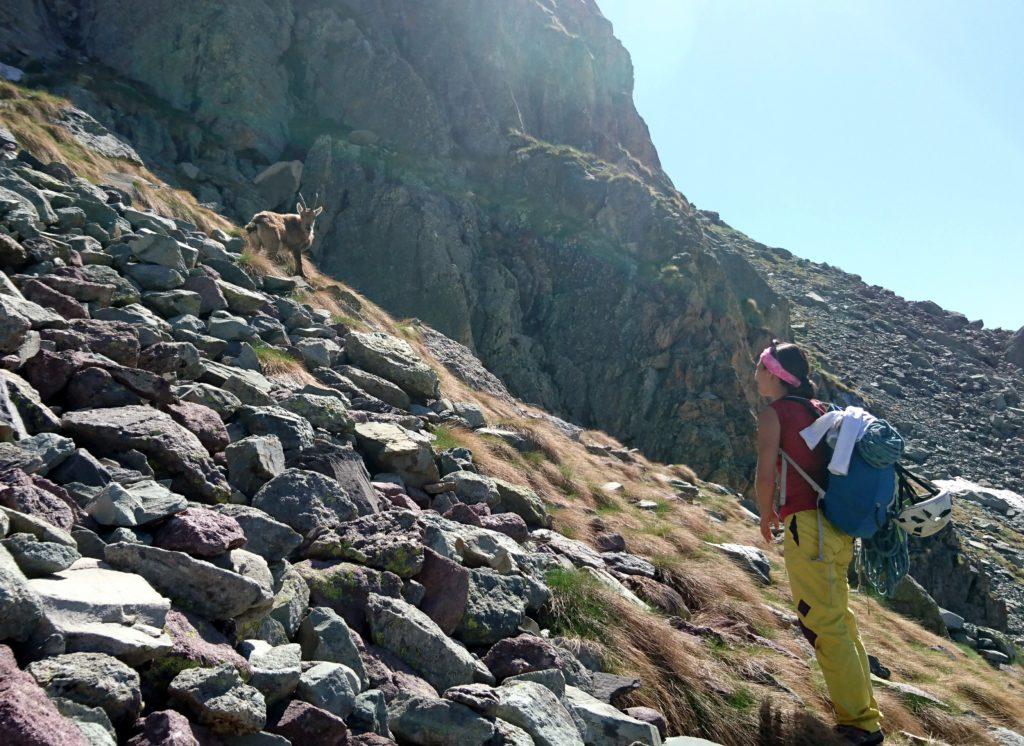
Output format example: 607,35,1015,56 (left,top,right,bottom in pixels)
857,520,909,597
